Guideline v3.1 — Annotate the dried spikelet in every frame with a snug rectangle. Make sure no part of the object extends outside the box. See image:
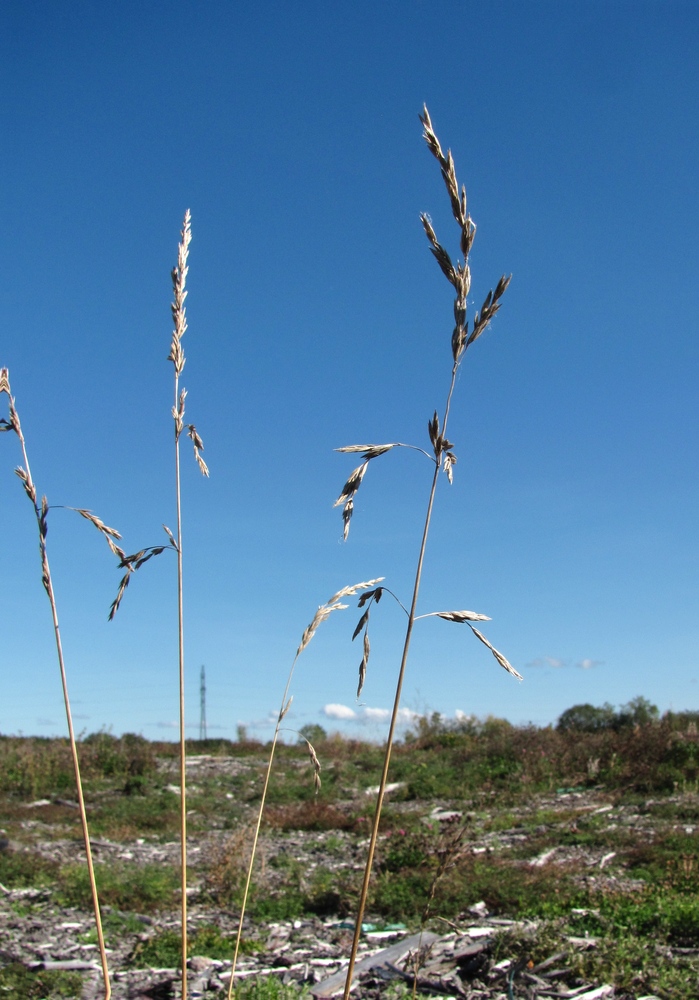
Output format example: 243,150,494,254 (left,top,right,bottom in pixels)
335,444,396,457
279,695,293,722
357,631,370,699
172,388,187,439
357,586,383,608
305,740,322,794
0,378,13,430
168,210,191,376
109,569,132,620
341,499,353,541
352,608,371,641
334,461,368,507
420,106,511,365
335,446,424,531
420,215,456,286
327,578,384,605
14,466,37,505
334,446,403,538
419,105,445,164
468,625,522,680
70,508,123,556
428,411,440,451
39,496,49,537
467,274,512,347
187,424,209,477
296,580,384,659
296,601,348,657
443,452,456,484
108,544,171,620
163,524,179,549
72,508,121,540
427,610,492,623
38,498,51,594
